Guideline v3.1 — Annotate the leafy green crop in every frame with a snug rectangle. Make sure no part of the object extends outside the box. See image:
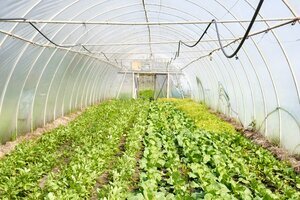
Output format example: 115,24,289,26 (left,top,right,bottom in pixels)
96,101,149,199
0,99,299,199
138,90,154,101
129,101,300,199
128,102,191,199
0,100,148,199
160,98,236,134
